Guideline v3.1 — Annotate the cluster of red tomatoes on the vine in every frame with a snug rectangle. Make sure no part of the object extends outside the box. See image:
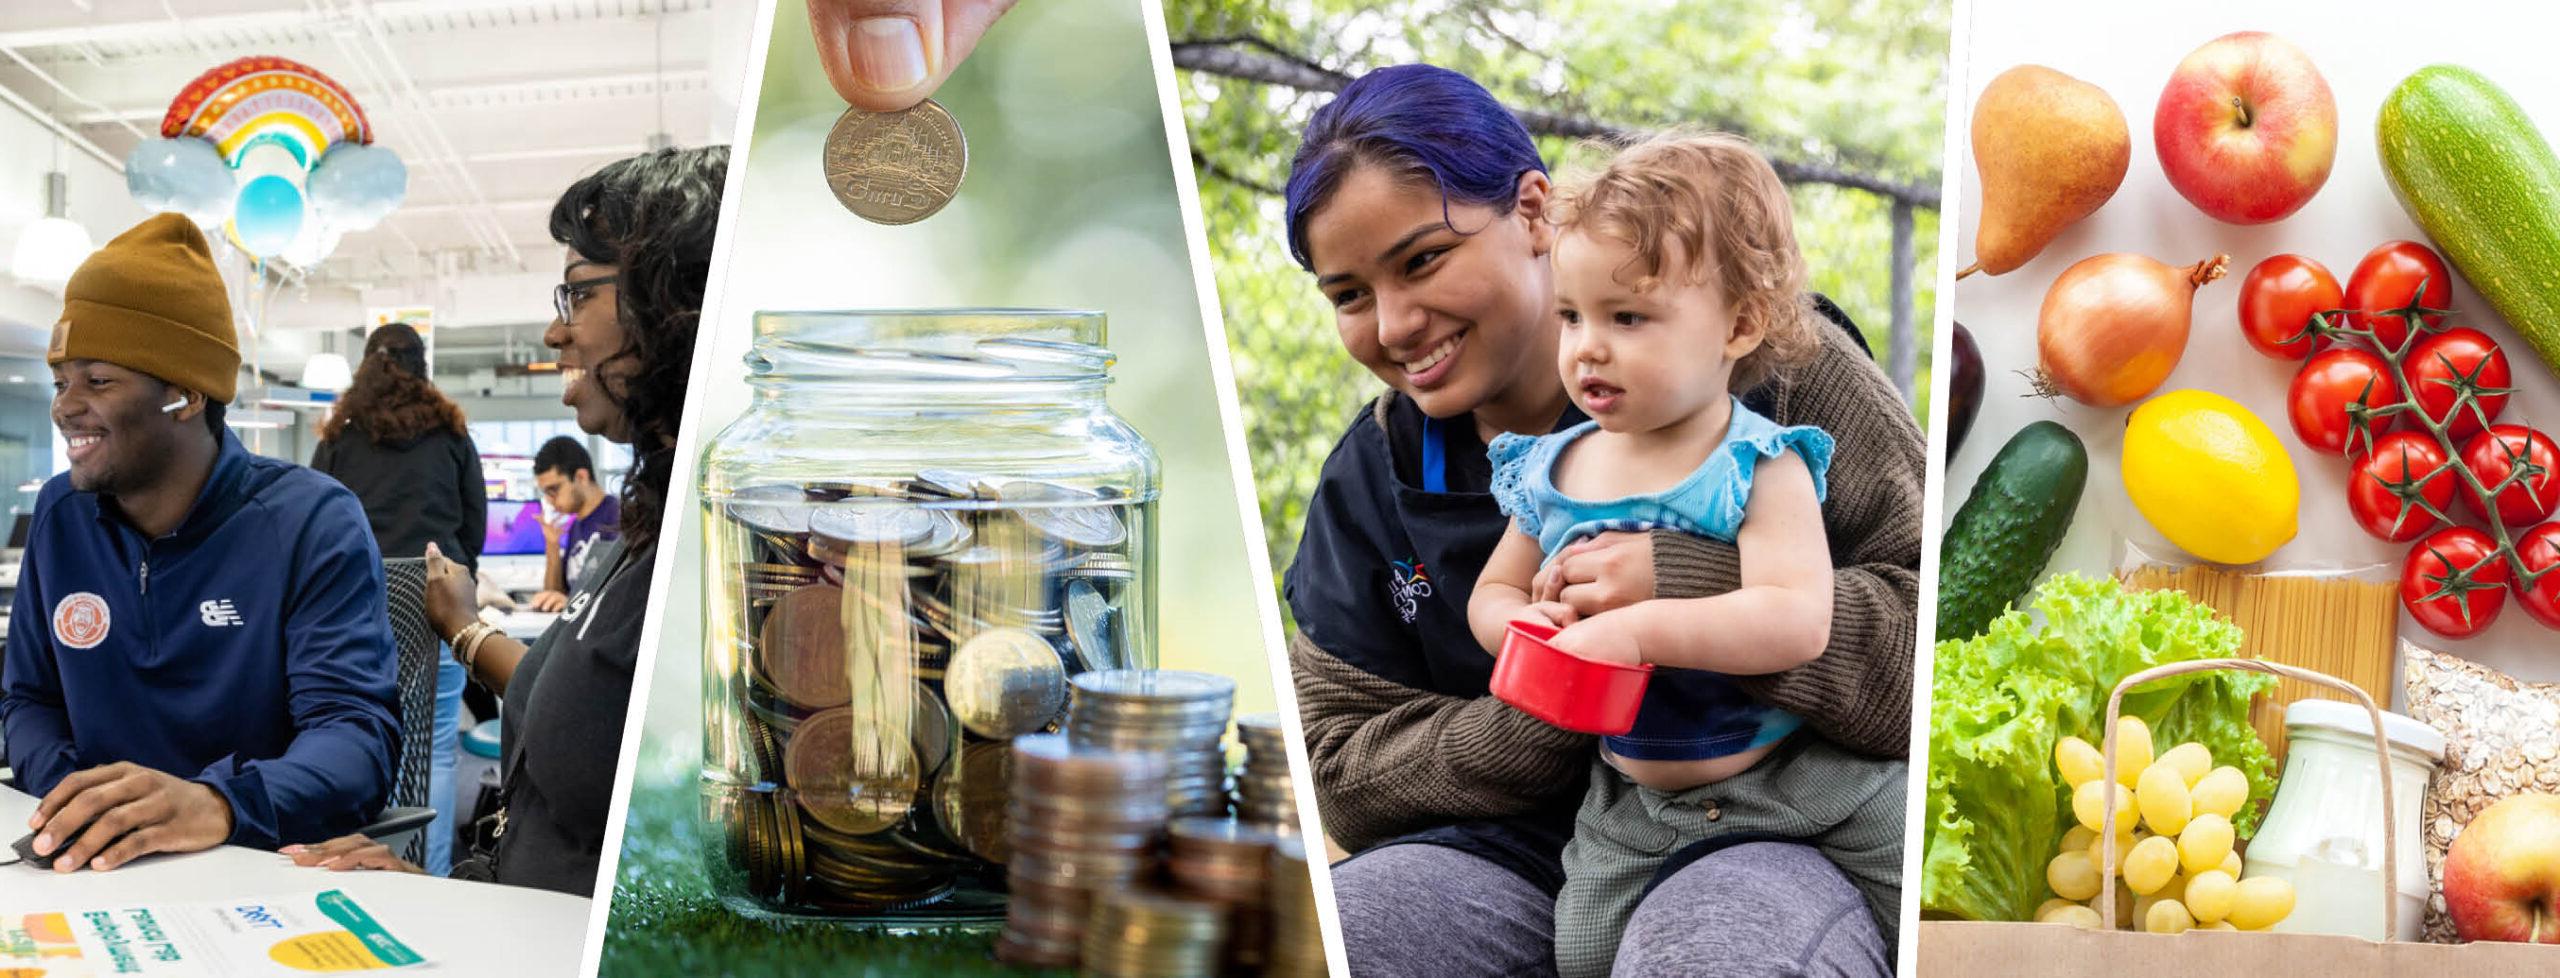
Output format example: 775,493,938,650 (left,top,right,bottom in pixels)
2239,240,2560,639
